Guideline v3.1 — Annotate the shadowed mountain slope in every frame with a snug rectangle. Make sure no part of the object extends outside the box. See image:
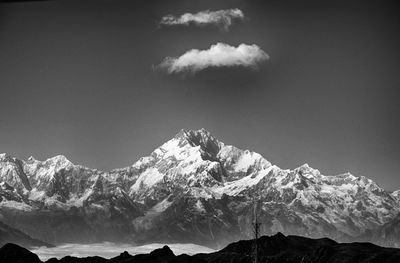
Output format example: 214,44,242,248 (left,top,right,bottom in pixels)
0,221,51,248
